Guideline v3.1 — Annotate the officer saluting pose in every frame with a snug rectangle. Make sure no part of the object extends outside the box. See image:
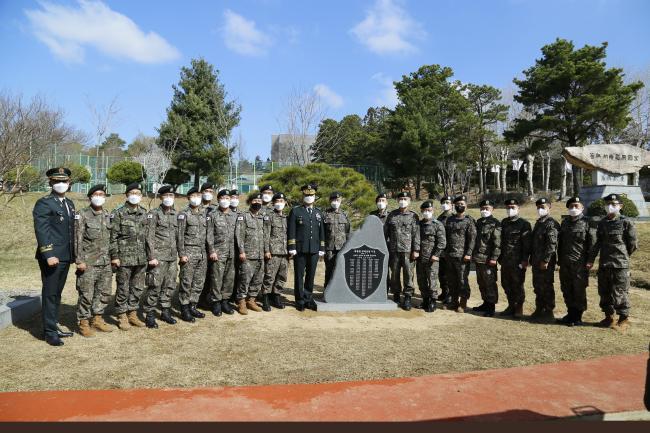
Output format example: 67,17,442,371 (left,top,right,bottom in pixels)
287,184,325,312
33,167,76,346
